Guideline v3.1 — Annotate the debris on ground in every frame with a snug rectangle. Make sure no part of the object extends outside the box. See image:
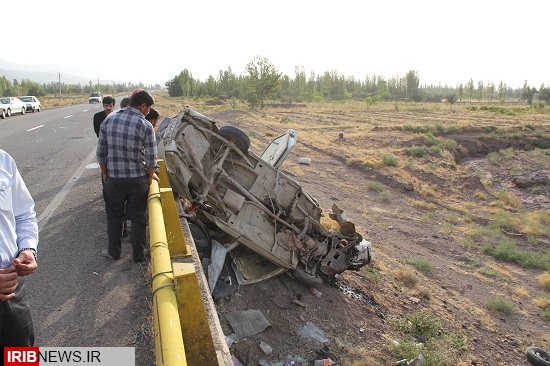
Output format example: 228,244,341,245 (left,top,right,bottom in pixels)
224,309,271,339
